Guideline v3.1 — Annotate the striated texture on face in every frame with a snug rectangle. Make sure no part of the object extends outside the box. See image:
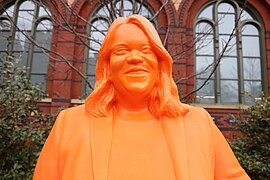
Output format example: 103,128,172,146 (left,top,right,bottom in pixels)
109,24,158,97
